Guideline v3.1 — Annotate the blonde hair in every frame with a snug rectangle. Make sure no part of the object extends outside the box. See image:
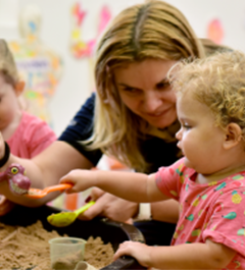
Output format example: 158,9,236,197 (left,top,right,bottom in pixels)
199,38,232,56
170,50,245,140
0,39,19,86
86,0,219,172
